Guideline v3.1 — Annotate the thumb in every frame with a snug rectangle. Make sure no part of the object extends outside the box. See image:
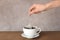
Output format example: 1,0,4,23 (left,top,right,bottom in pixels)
29,9,37,16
